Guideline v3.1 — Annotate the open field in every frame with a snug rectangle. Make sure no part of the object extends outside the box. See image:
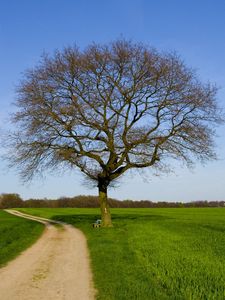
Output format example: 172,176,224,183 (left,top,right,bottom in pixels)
16,207,225,300
0,210,44,267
